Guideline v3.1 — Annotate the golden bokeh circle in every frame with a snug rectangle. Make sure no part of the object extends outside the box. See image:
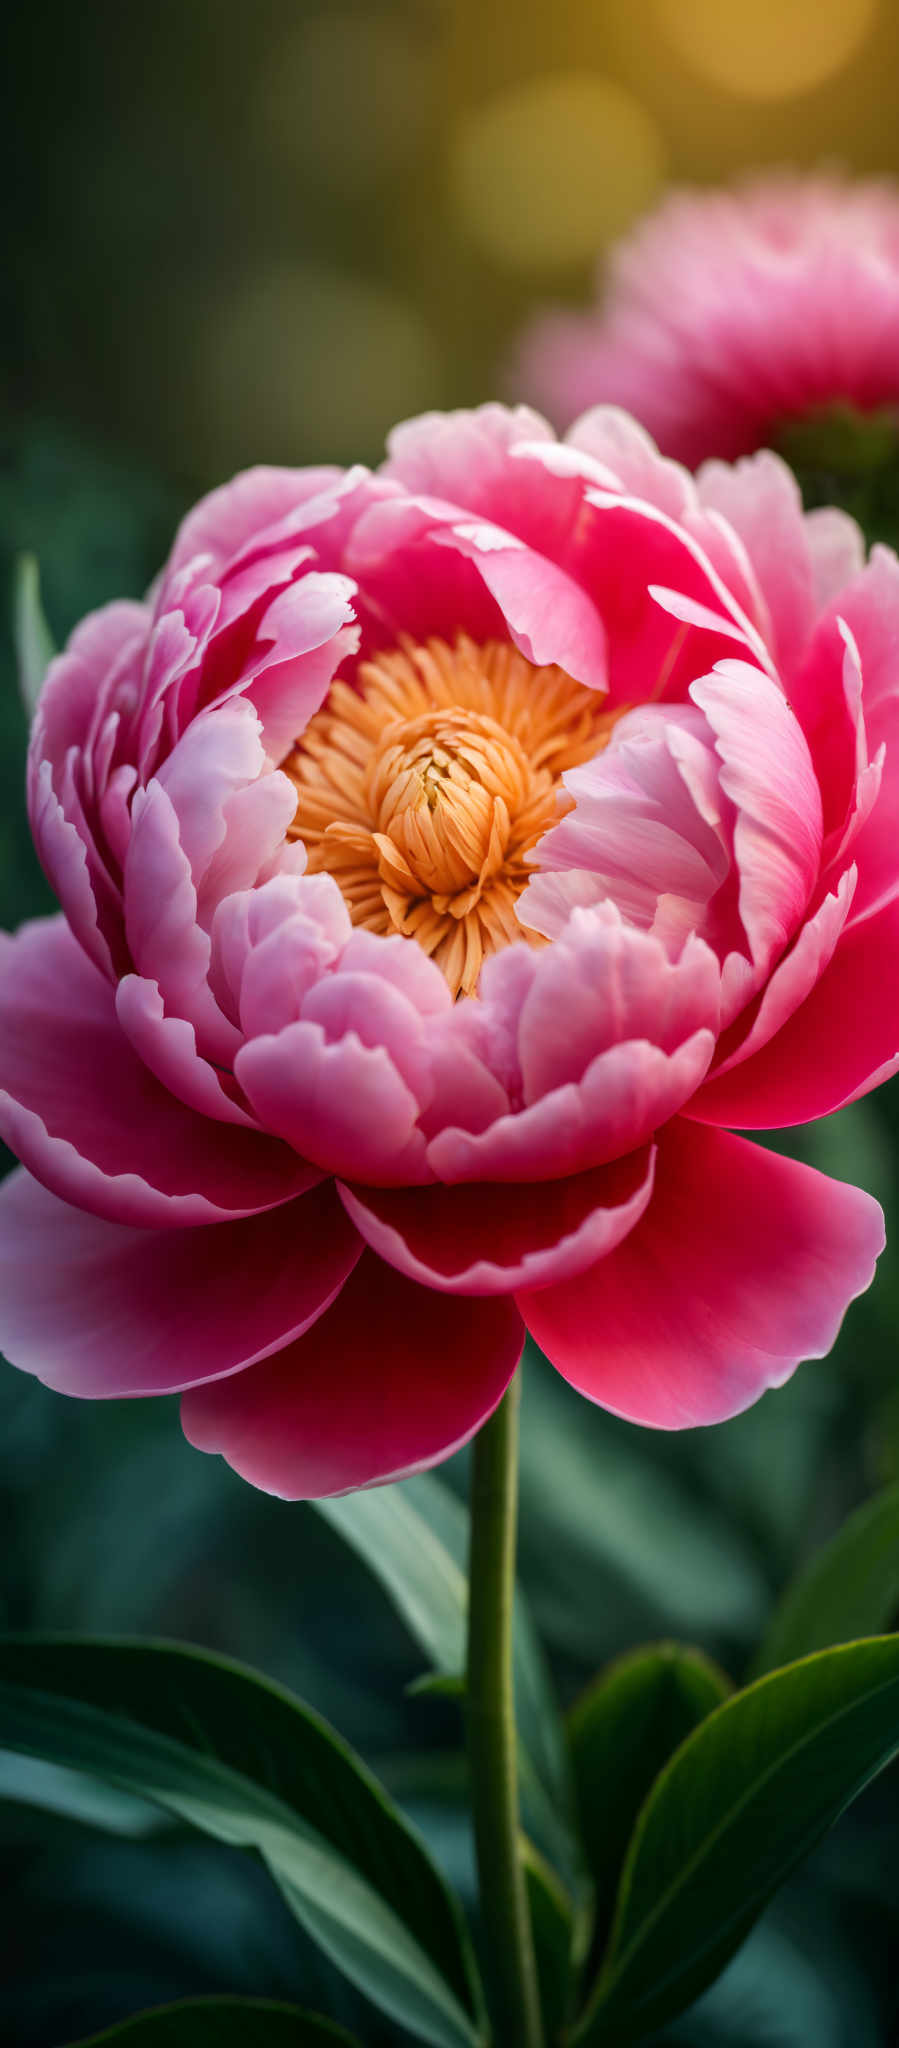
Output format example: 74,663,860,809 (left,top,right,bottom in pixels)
655,0,879,101
450,72,666,272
